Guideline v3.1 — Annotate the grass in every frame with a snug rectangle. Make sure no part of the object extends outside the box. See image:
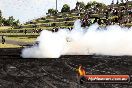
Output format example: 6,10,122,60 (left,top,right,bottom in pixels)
40,26,73,30
0,33,39,37
109,16,118,19
0,25,73,33
24,24,35,26
0,26,12,31
63,21,74,23
0,43,20,48
6,37,36,43
91,14,99,16
14,28,36,30
123,23,132,27
0,33,39,35
56,18,64,20
37,21,74,25
37,22,54,25
72,16,80,18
